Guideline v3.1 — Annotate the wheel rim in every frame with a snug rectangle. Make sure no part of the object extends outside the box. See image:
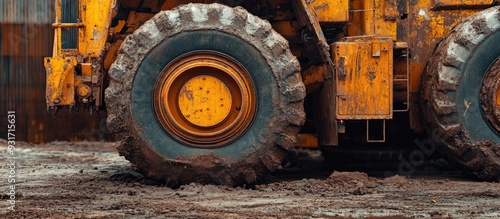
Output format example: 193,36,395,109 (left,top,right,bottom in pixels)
481,57,500,135
154,51,256,148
